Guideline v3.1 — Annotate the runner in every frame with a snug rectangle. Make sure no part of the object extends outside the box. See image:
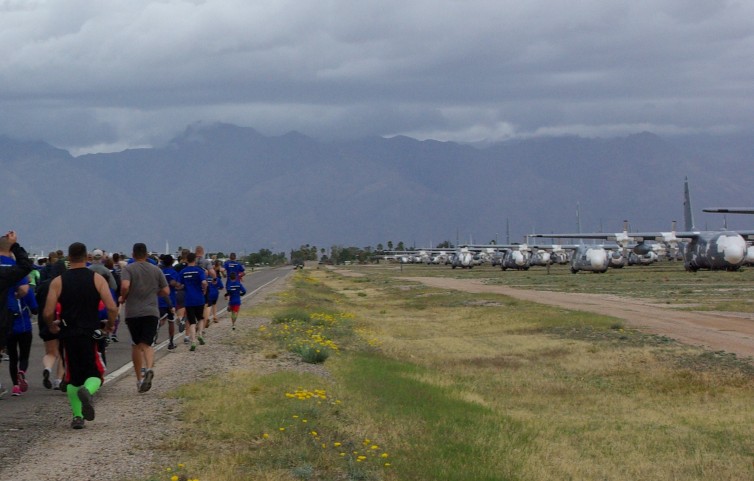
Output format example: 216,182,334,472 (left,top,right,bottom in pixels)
0,232,33,399
223,252,245,282
89,249,118,355
35,274,65,390
177,253,207,351
6,289,37,396
224,271,247,331
194,245,214,339
43,242,118,429
110,253,127,342
174,249,190,344
207,263,223,324
159,254,180,351
119,243,170,393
